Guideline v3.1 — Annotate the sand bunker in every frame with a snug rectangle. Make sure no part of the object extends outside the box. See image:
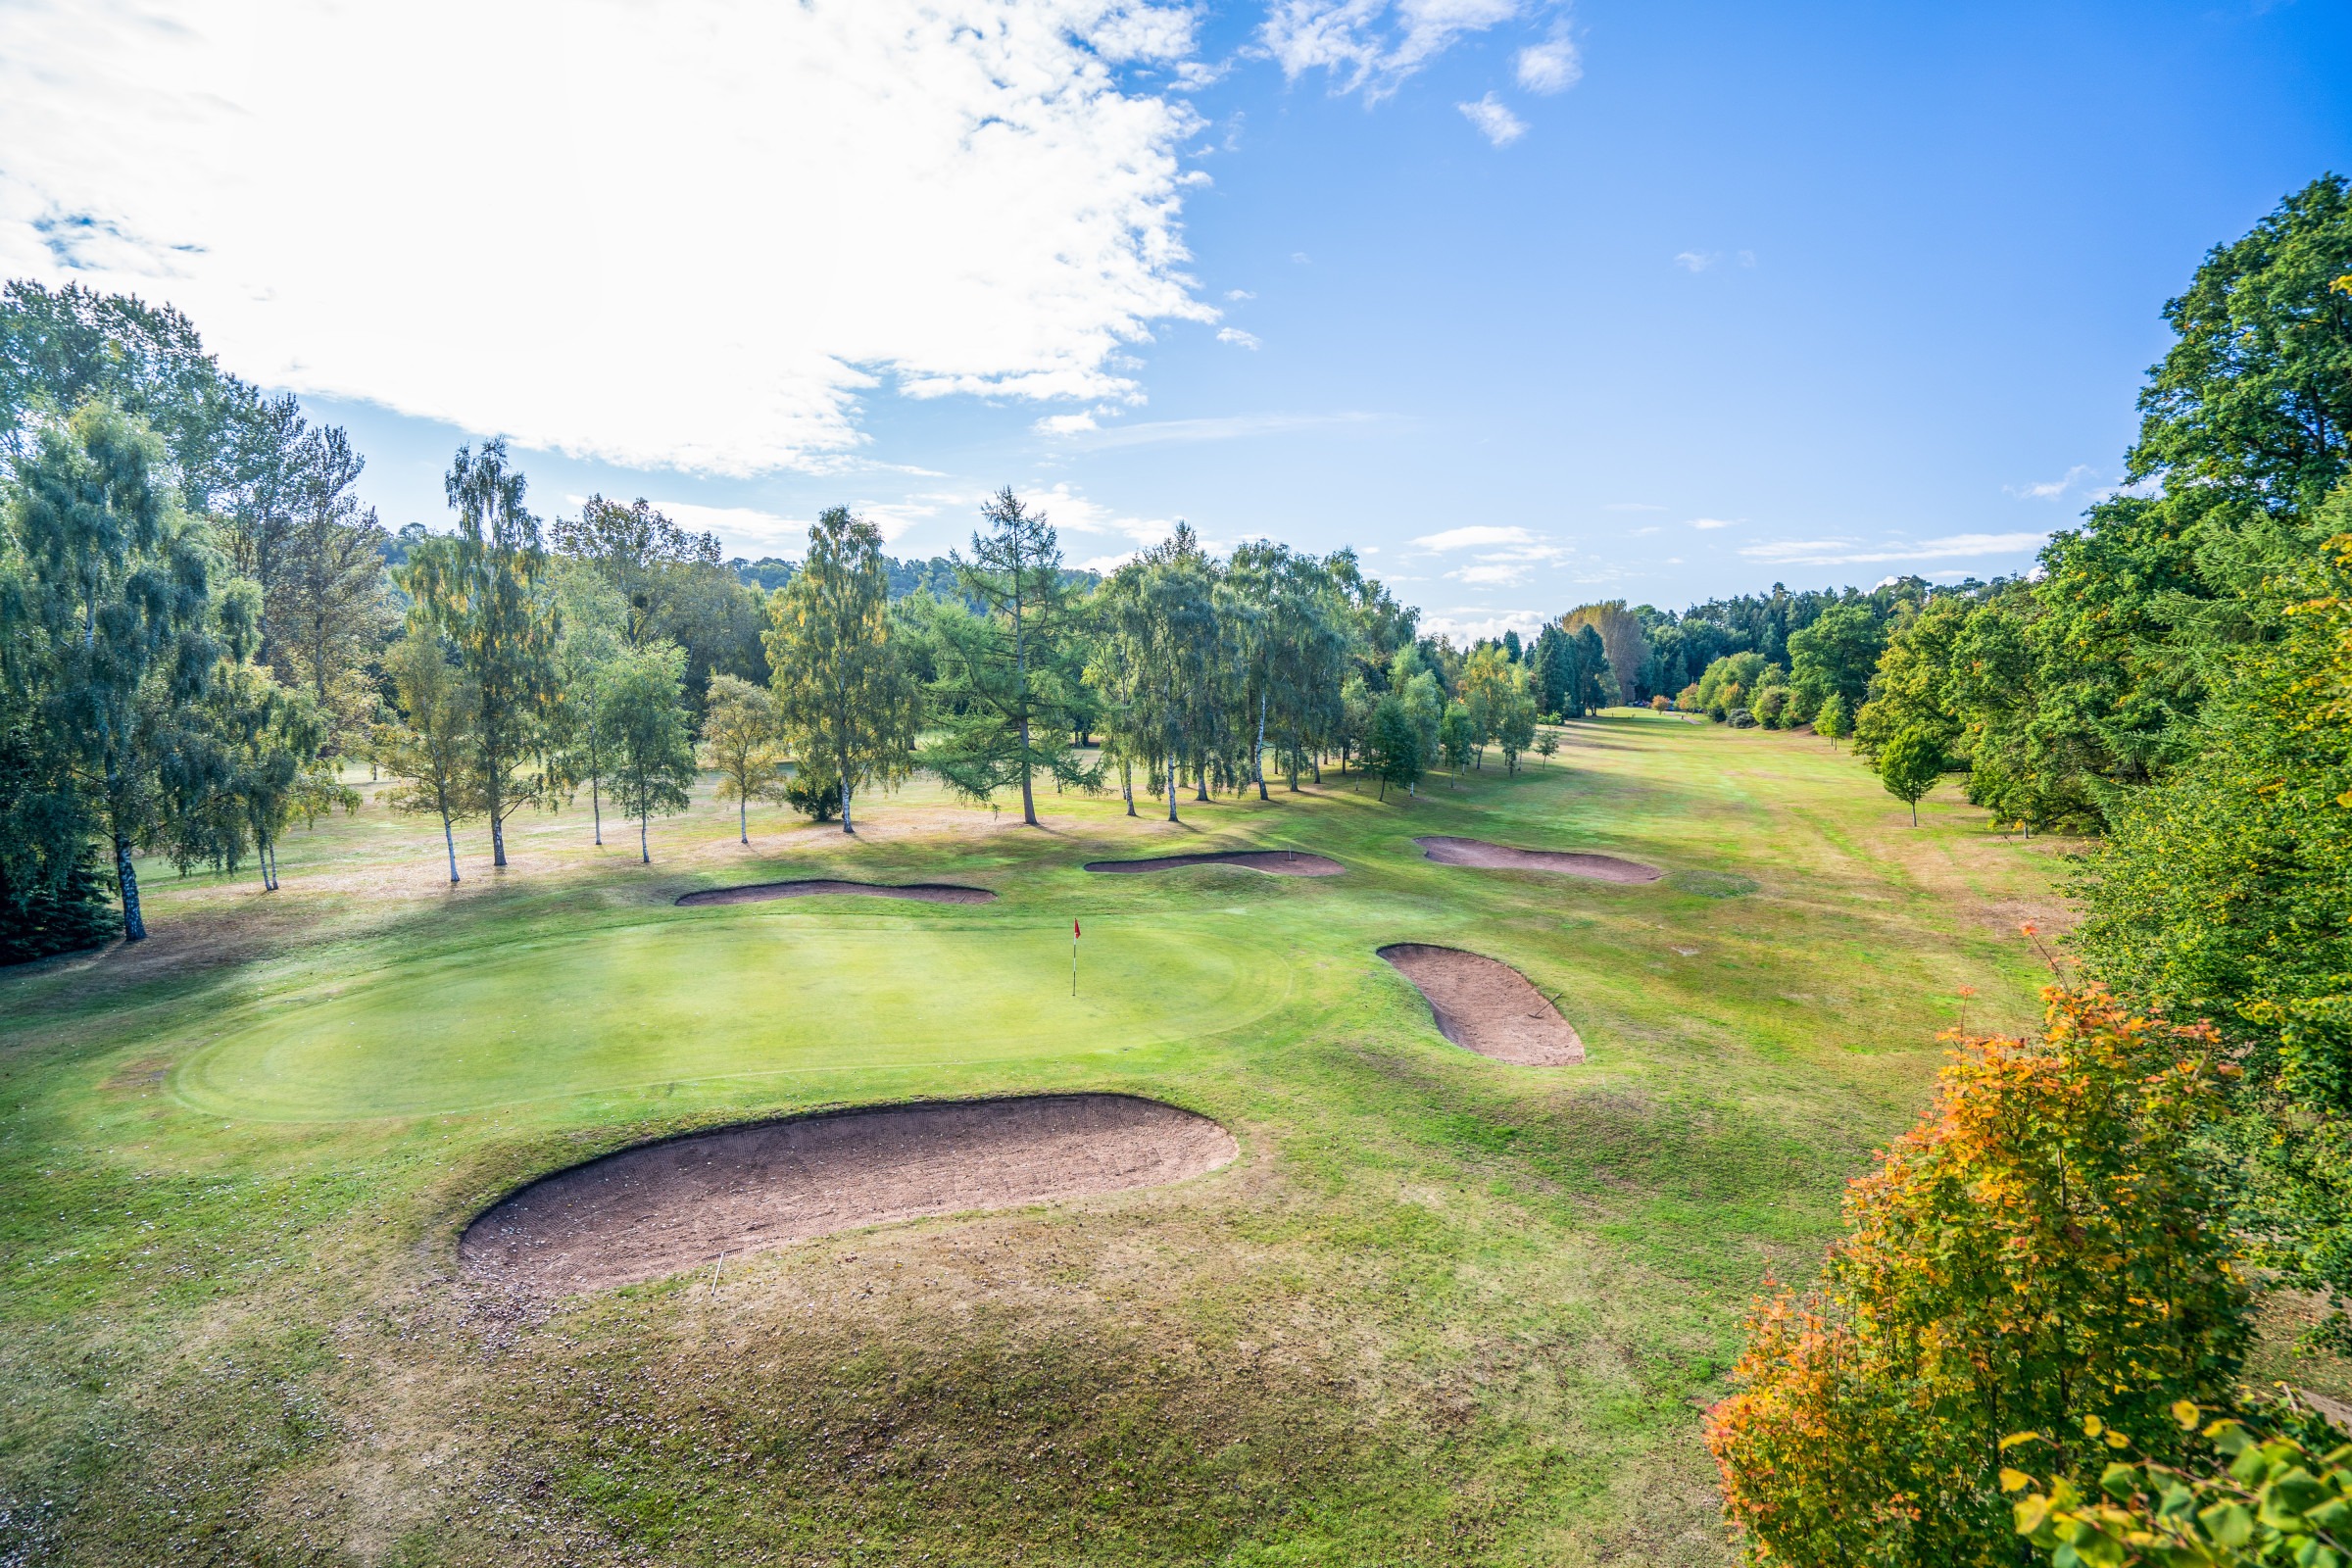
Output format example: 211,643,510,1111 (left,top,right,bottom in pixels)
1378,944,1587,1066
460,1094,1237,1292
1082,851,1344,876
1414,836,1661,884
675,879,996,906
